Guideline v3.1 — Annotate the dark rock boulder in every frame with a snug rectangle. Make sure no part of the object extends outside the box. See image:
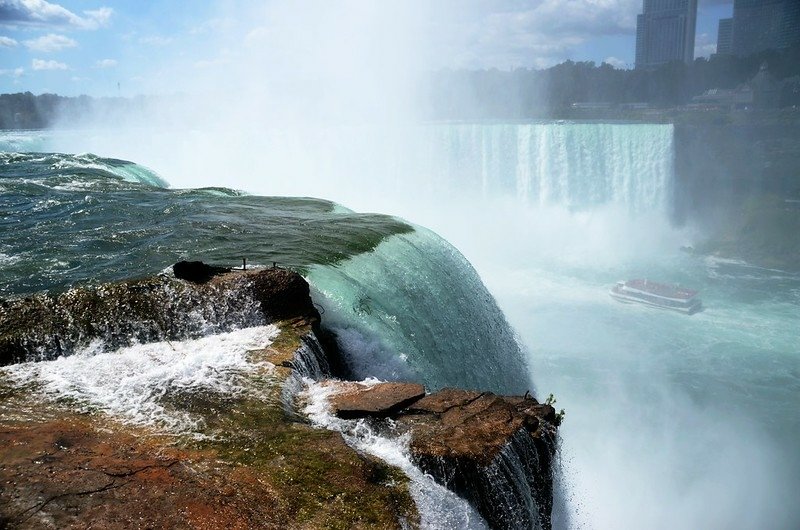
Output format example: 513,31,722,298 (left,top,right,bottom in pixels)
328,382,426,419
172,261,231,283
241,267,319,323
